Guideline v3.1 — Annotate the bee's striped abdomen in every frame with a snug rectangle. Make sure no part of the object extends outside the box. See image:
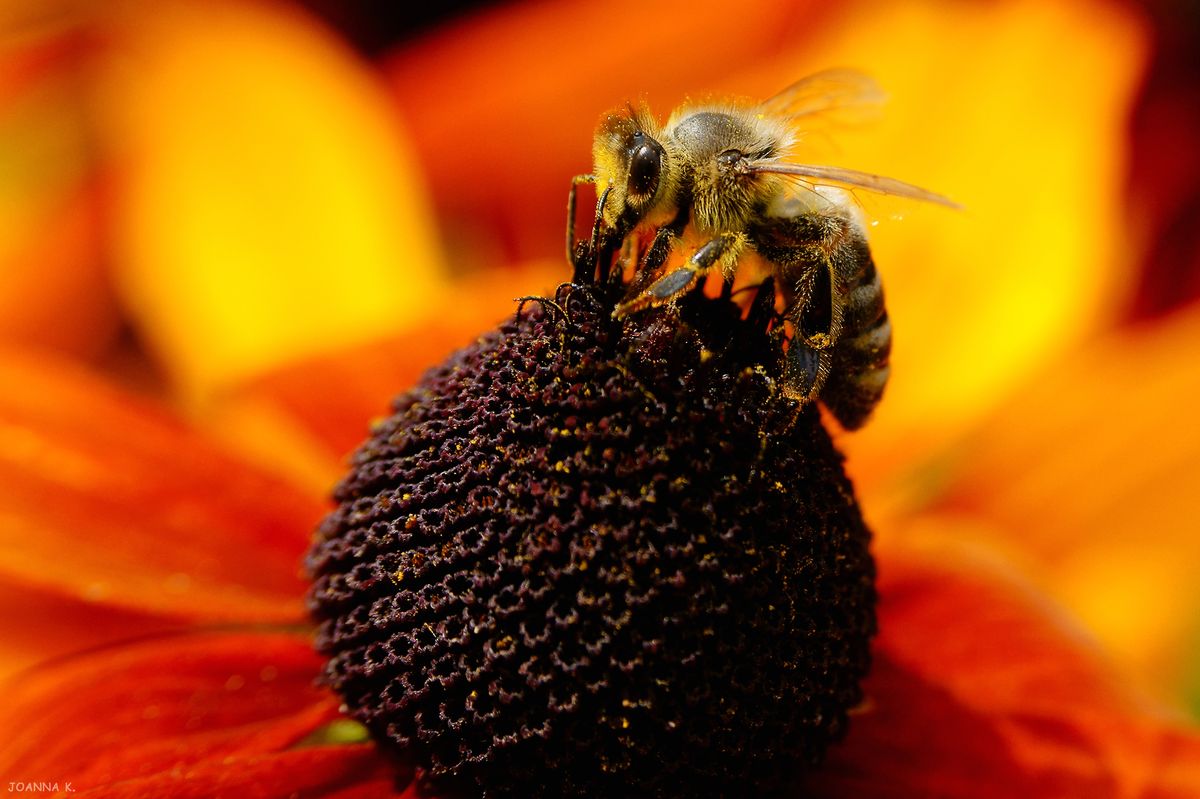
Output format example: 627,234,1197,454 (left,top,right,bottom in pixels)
823,254,891,430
